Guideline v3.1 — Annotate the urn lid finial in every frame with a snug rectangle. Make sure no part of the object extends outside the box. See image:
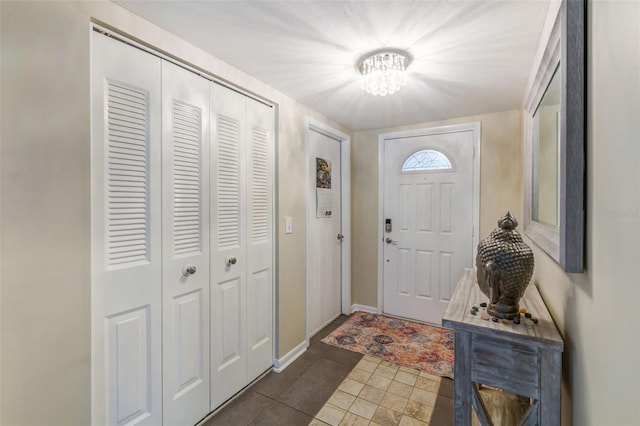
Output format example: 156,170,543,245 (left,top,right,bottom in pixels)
497,211,518,231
